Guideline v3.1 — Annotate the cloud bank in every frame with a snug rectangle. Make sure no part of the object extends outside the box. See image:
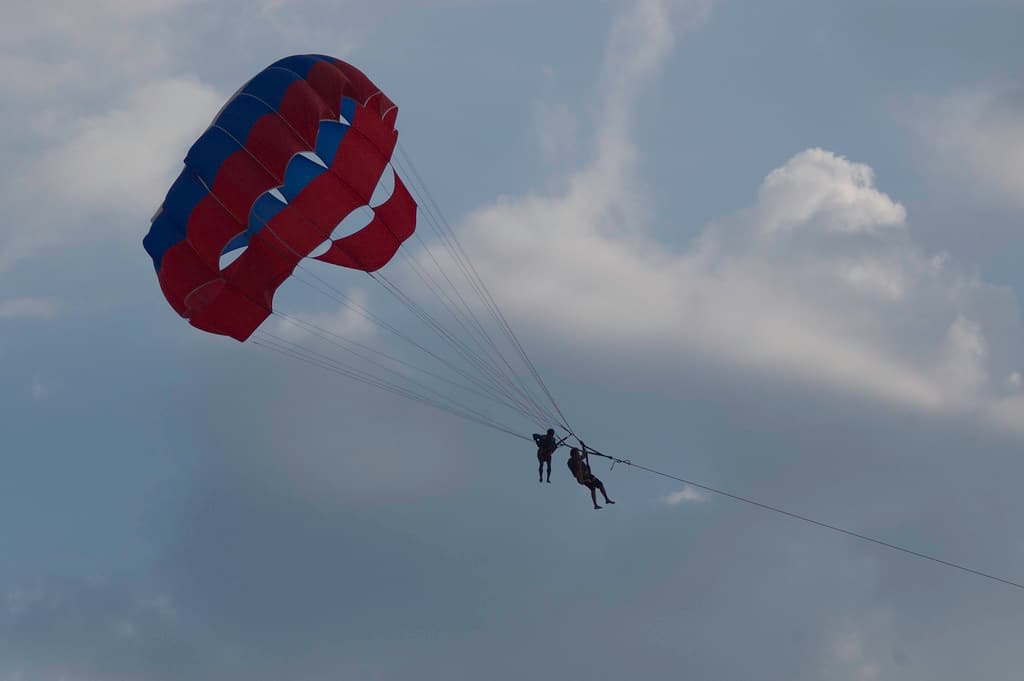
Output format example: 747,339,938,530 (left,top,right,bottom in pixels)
441,9,1024,436
916,86,1024,210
